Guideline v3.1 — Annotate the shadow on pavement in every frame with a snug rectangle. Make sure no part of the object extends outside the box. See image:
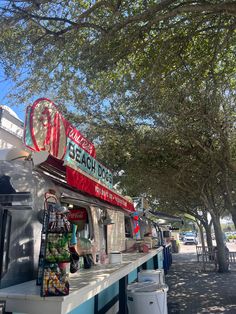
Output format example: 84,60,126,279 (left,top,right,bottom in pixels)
166,252,236,313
